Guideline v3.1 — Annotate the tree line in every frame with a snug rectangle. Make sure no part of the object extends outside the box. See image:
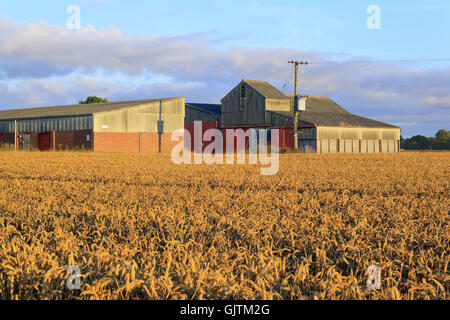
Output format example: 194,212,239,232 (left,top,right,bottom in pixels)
401,130,450,150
